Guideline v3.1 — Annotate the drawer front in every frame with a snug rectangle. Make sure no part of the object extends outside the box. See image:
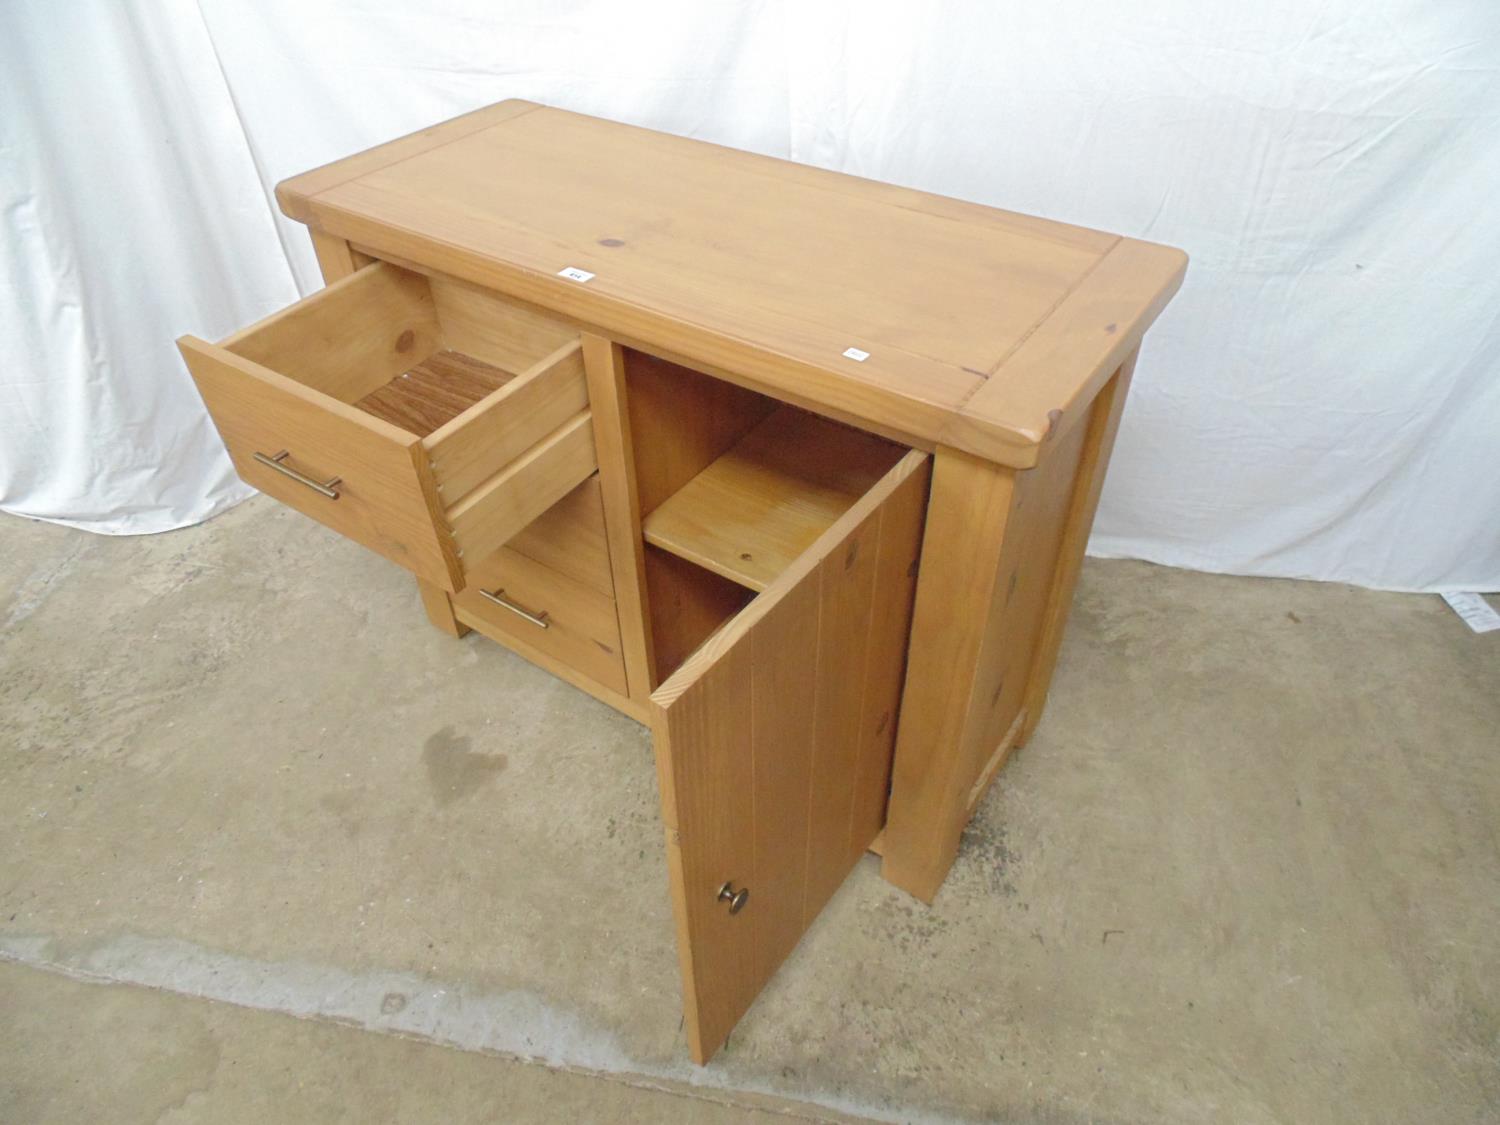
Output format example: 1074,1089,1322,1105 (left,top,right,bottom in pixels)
454,547,627,695
179,337,462,589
